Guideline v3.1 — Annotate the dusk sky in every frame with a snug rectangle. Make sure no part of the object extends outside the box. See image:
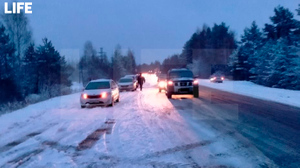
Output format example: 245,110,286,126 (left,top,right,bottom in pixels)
1,0,299,64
